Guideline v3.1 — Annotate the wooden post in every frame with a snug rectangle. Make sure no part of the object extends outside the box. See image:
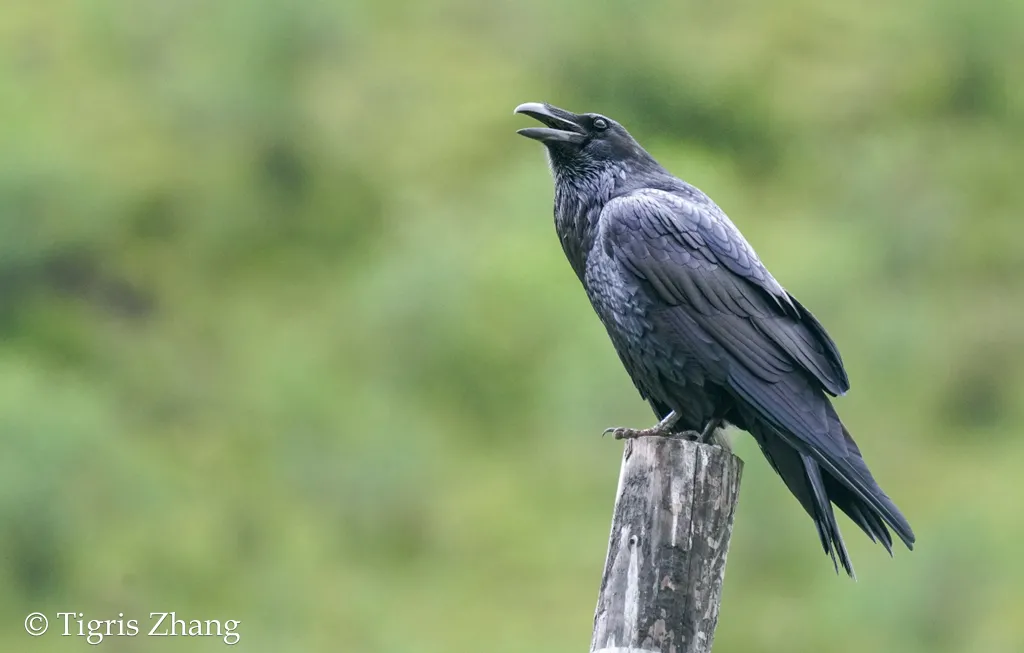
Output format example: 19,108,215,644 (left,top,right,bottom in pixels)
590,437,743,653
